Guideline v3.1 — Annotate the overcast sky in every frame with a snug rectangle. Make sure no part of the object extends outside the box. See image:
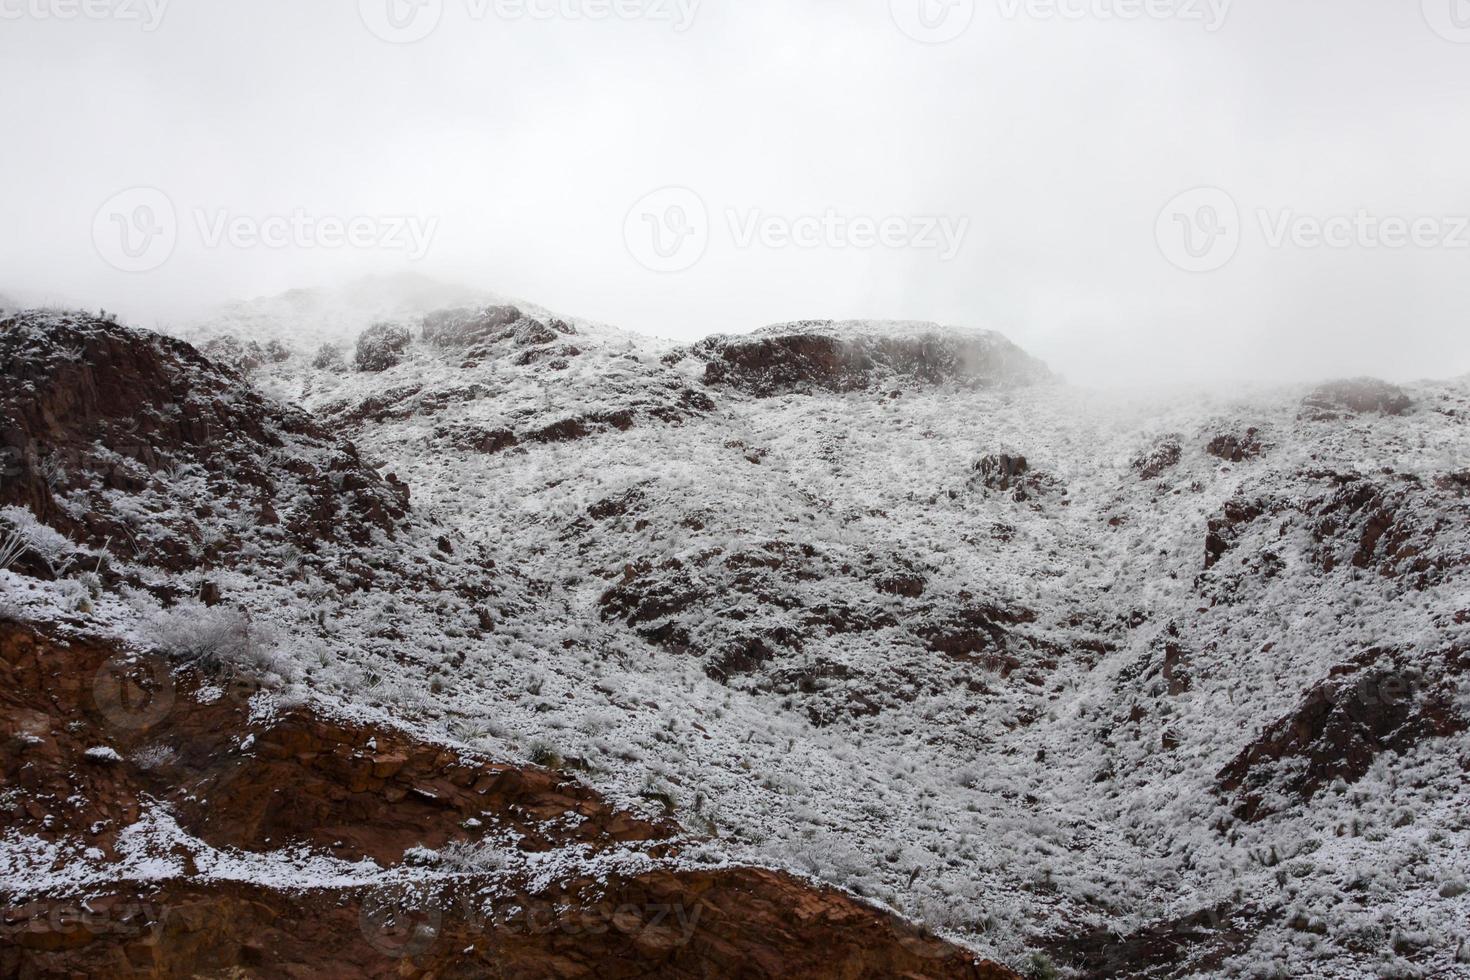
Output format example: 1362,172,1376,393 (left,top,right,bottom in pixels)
3,0,1469,385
